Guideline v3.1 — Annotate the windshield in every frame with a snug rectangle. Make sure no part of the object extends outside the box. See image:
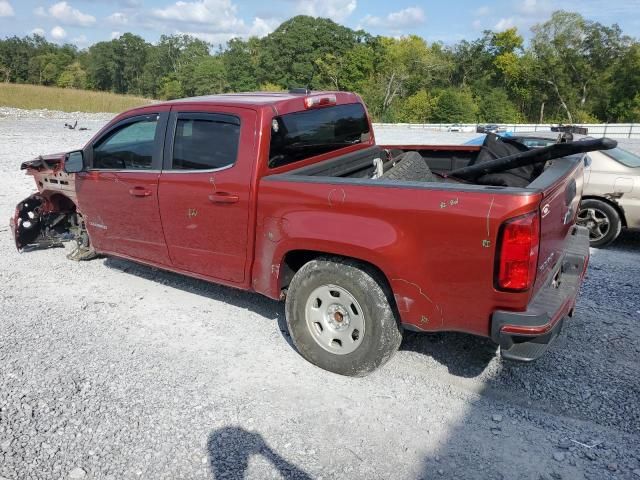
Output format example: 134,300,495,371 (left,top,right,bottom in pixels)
601,147,640,167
